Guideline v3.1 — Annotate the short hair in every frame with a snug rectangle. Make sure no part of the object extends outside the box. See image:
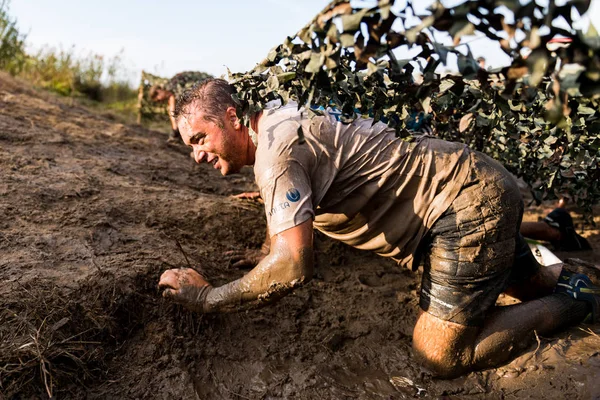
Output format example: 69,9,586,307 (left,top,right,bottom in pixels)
173,78,237,123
